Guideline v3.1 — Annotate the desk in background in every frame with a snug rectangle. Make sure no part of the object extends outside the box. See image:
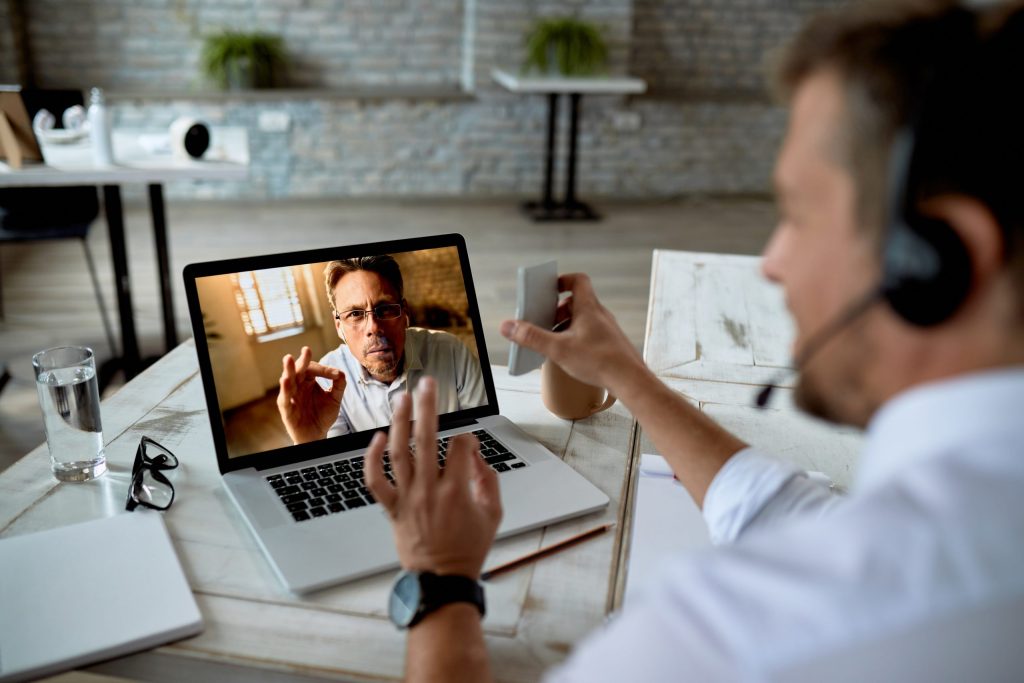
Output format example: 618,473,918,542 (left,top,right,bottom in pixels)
492,69,645,222
0,349,637,683
618,250,864,601
0,129,248,382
